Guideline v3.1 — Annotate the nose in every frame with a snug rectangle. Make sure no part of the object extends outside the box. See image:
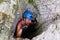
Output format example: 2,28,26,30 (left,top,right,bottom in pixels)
29,20,32,23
